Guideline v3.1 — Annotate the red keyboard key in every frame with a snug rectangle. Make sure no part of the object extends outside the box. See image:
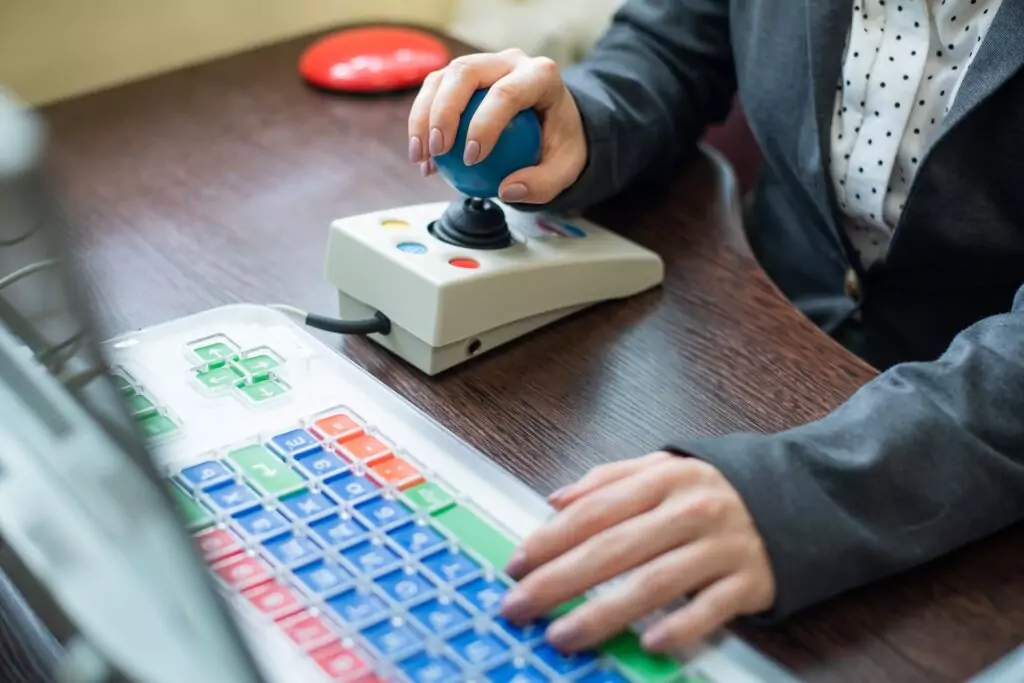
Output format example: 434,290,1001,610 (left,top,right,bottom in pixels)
280,612,336,651
194,528,243,563
314,414,364,442
241,580,303,620
214,555,271,589
370,457,424,490
341,434,391,462
311,641,371,680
